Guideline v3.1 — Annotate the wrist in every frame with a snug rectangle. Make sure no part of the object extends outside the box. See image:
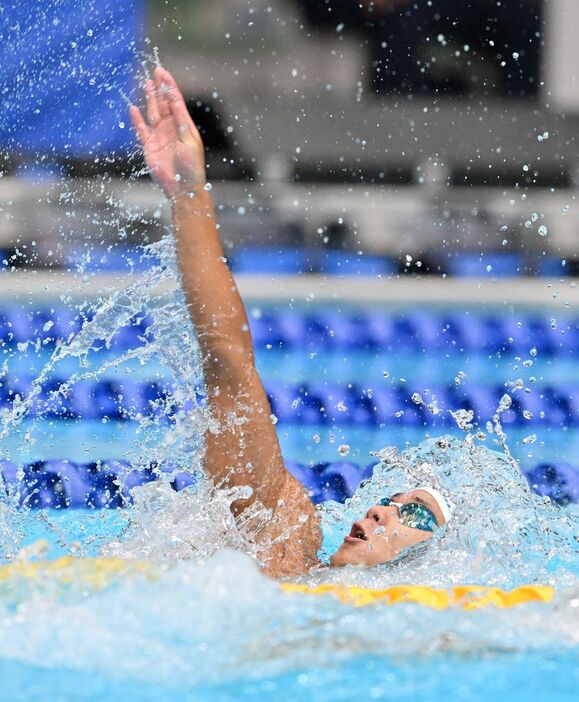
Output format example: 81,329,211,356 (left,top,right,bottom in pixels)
171,185,211,206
